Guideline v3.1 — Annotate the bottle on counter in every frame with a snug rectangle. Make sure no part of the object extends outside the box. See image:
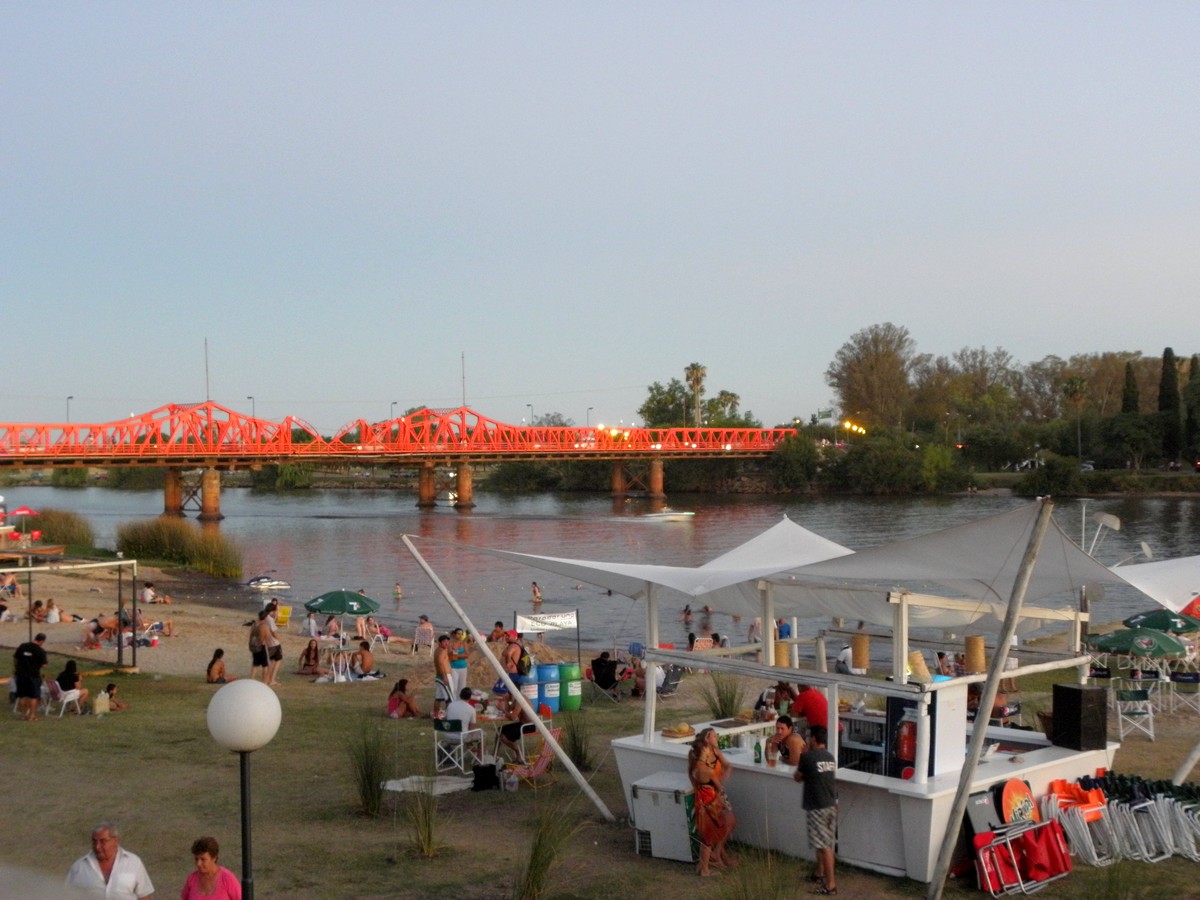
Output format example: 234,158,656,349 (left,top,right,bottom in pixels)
754,738,763,764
